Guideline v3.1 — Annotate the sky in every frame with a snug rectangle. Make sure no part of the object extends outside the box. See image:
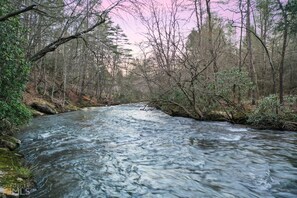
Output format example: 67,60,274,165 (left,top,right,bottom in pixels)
106,0,240,56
